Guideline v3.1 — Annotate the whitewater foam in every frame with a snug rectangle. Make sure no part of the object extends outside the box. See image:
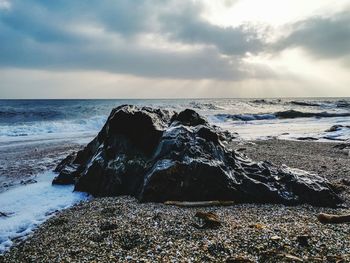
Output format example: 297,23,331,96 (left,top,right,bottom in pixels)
215,116,350,141
0,116,106,138
0,171,89,254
